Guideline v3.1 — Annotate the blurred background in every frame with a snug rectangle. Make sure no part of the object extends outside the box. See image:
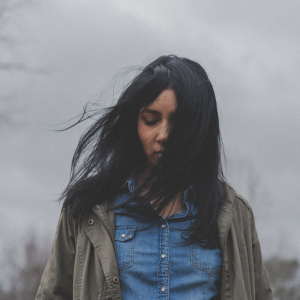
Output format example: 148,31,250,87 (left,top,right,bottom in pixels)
0,0,299,299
